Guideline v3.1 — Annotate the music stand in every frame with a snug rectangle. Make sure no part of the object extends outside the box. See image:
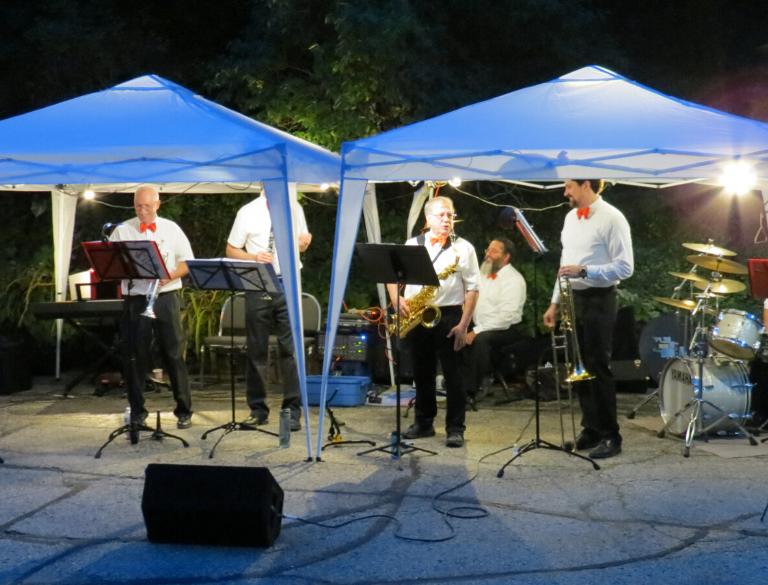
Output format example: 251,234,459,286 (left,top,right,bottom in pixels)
497,212,599,476
84,241,189,458
186,259,280,458
354,243,438,459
